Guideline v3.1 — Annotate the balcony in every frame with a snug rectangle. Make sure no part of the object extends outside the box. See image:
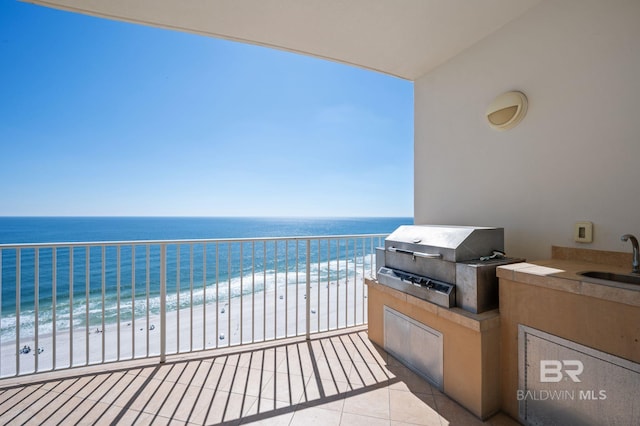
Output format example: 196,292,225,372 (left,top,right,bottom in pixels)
0,235,386,377
0,329,517,425
0,235,517,424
